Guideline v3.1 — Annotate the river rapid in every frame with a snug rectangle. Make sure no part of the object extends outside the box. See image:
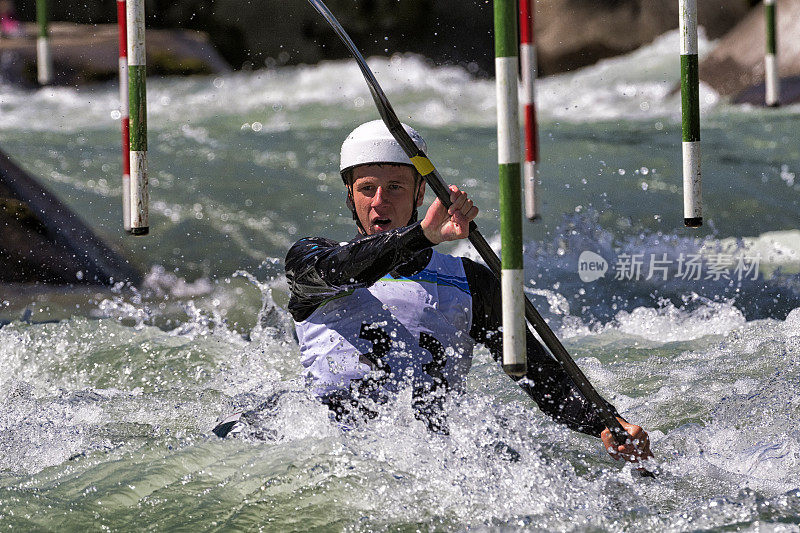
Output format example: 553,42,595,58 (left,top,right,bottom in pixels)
1,29,799,531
